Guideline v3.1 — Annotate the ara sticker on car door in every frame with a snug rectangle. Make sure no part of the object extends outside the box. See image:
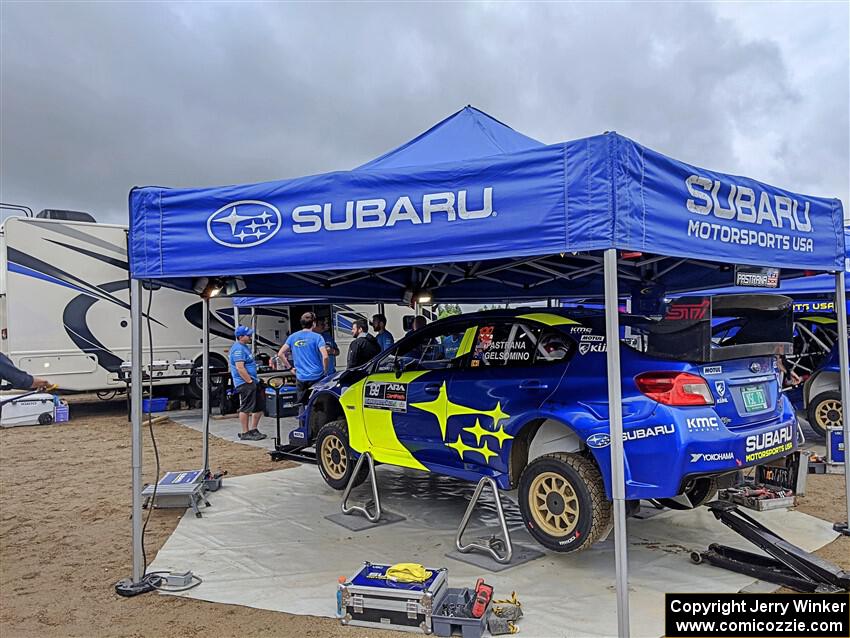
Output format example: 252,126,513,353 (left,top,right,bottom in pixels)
364,381,408,412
